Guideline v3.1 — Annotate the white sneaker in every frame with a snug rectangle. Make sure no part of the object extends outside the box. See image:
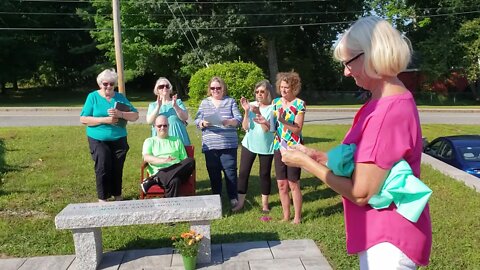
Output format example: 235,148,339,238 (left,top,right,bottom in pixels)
230,199,238,208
